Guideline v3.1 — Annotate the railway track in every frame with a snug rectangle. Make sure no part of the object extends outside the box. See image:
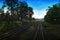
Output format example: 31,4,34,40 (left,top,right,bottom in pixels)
31,22,44,40
0,22,59,40
32,22,60,40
